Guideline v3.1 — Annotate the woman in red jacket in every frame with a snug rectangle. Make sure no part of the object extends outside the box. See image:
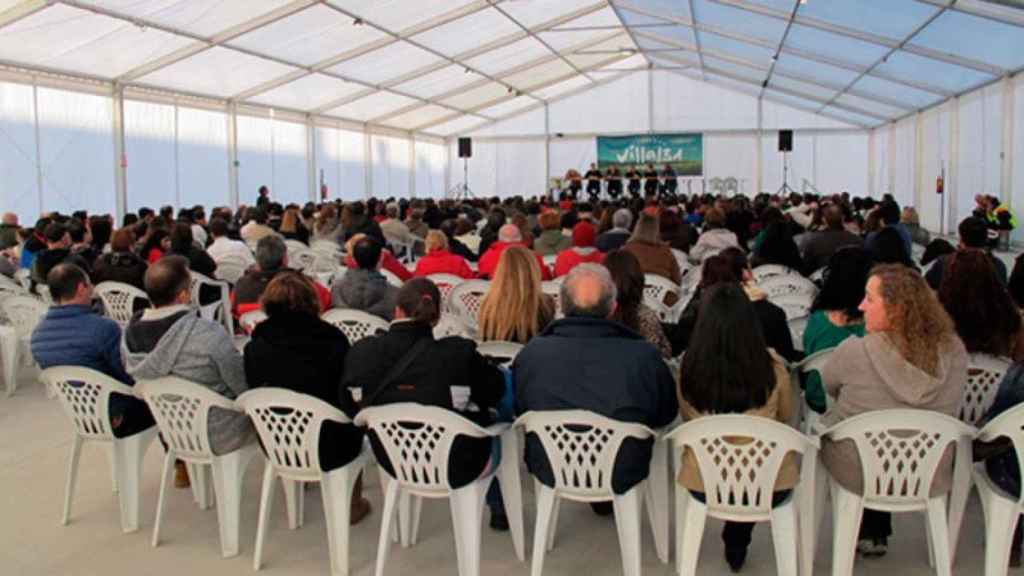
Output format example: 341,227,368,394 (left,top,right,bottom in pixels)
414,230,474,279
554,220,605,277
